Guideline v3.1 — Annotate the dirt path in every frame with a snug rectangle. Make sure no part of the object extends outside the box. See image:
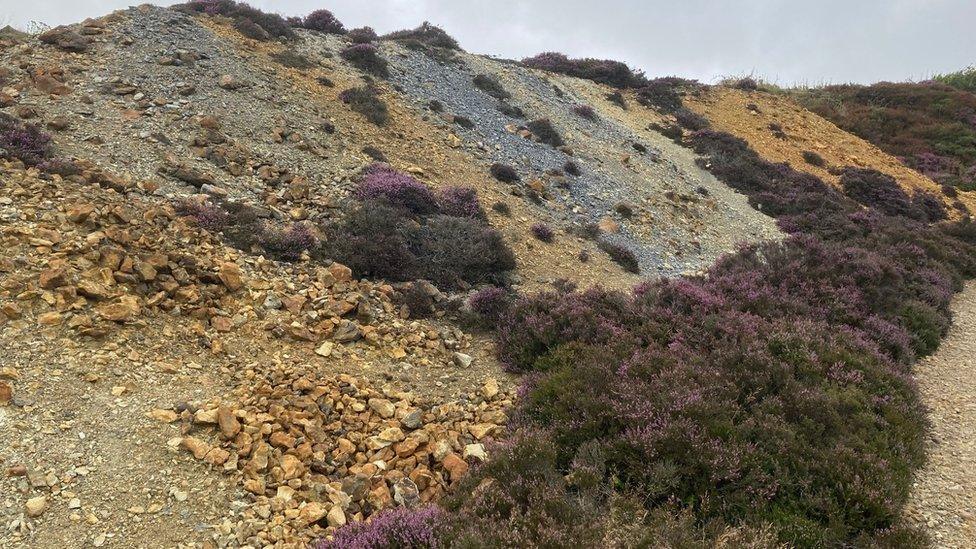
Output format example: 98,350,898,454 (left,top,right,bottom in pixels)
906,281,976,547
